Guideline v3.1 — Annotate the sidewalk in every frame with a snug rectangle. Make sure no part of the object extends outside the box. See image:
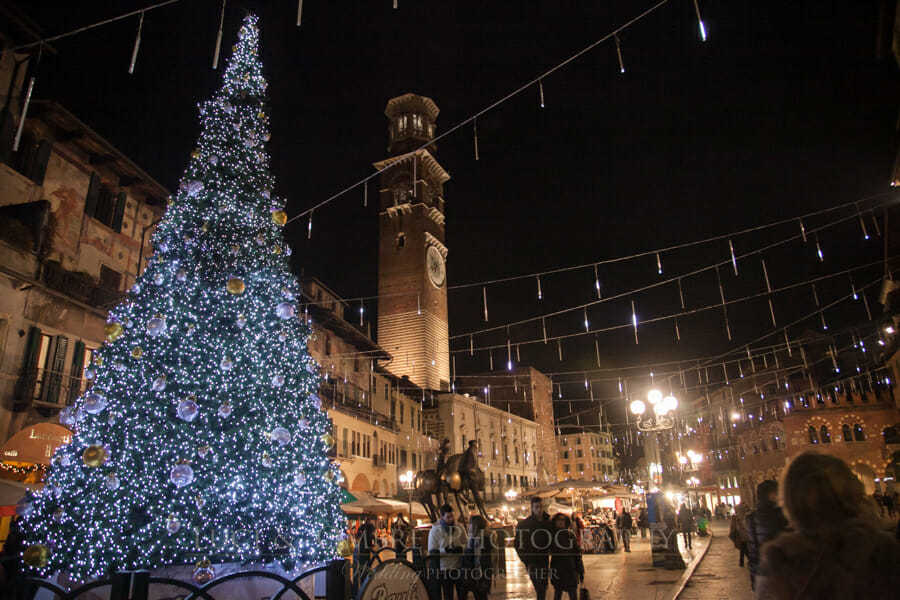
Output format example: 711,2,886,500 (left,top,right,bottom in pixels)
676,520,753,600
491,528,711,600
